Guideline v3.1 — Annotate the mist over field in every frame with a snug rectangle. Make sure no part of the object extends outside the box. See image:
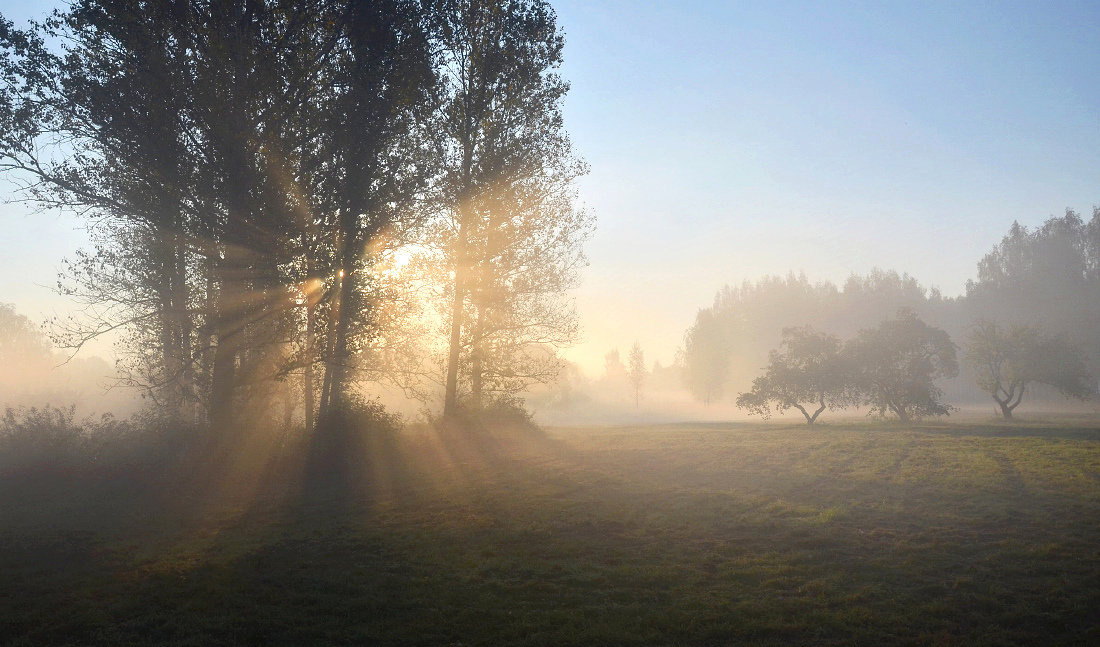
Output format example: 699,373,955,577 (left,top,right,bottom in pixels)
0,1,1098,645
